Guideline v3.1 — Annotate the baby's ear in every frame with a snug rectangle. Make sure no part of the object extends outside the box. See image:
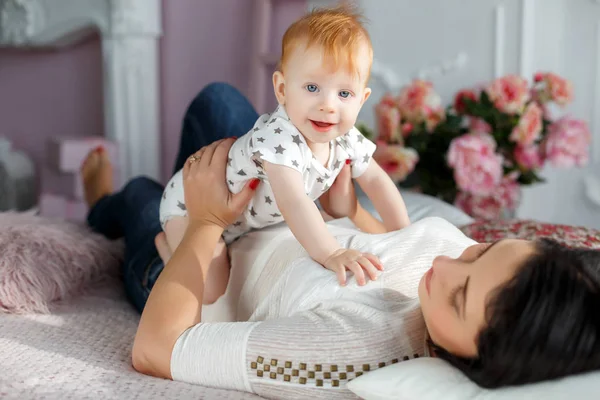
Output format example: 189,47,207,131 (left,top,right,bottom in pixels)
361,87,372,105
272,71,286,105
